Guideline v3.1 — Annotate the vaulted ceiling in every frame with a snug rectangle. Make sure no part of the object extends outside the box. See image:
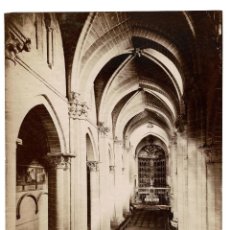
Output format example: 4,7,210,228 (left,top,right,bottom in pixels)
57,12,222,149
